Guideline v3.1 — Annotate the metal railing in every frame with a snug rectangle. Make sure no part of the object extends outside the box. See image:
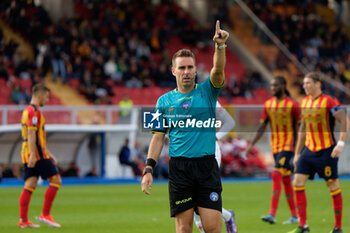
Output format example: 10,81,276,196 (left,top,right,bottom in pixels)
0,105,139,125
